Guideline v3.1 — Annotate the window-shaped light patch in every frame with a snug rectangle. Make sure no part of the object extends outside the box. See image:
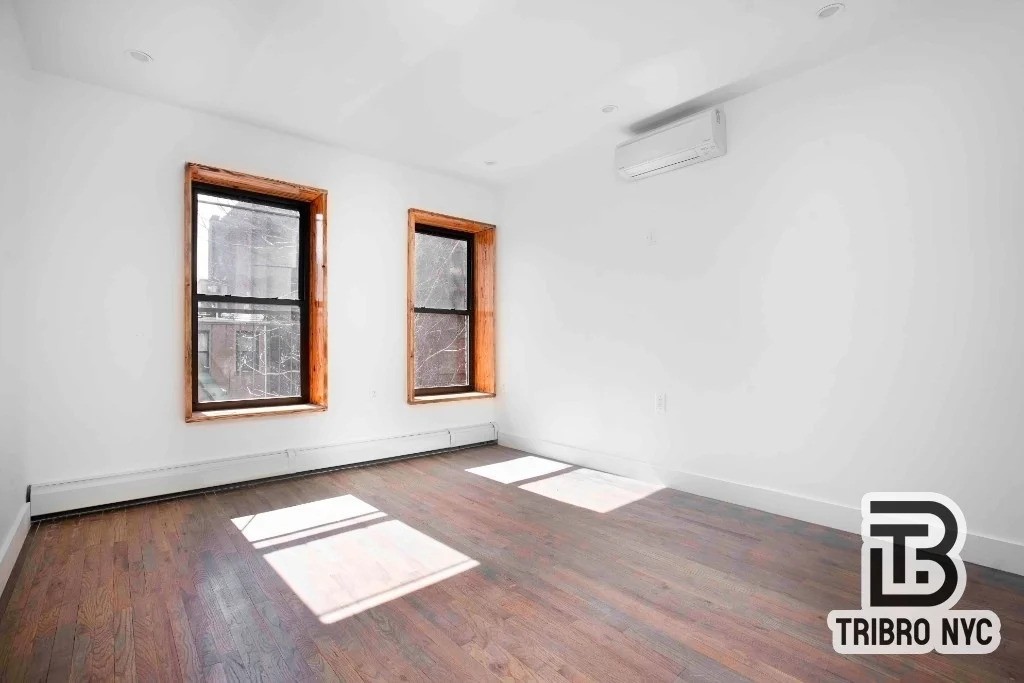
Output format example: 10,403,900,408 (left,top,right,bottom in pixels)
232,494,384,549
232,495,478,623
519,468,664,513
466,456,571,484
263,518,478,623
